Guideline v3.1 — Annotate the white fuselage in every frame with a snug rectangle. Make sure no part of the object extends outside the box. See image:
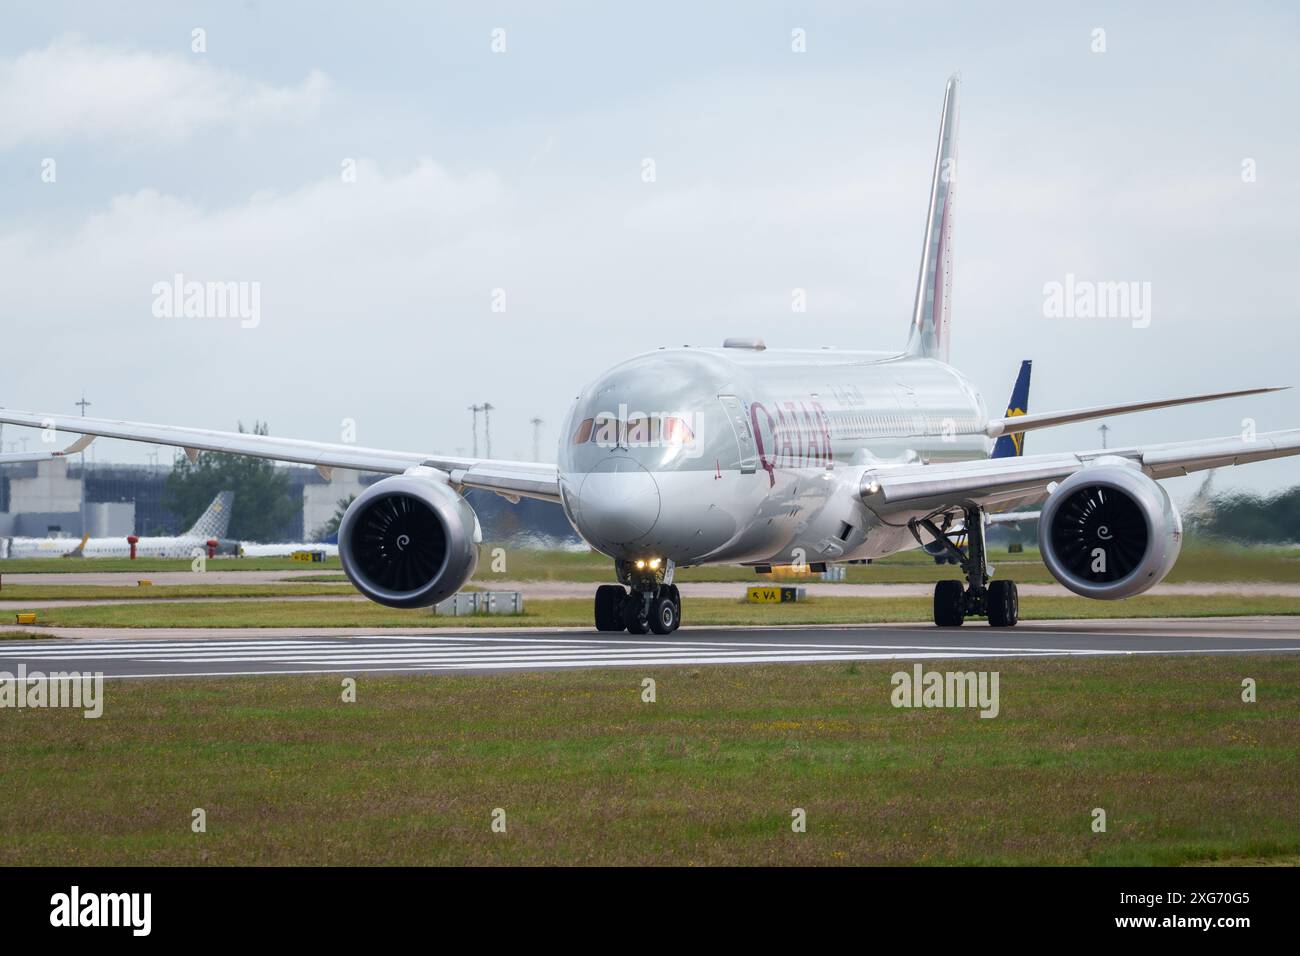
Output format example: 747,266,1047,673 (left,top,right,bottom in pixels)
557,347,990,567
2,535,231,560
